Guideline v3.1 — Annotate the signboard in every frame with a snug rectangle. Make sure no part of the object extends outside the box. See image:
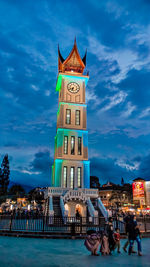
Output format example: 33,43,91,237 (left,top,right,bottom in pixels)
132,182,145,198
145,181,150,205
